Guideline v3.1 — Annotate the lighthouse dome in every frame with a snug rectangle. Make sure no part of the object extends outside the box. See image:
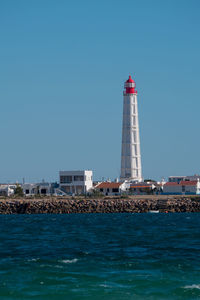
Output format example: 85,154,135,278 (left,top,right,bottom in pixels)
126,75,135,83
